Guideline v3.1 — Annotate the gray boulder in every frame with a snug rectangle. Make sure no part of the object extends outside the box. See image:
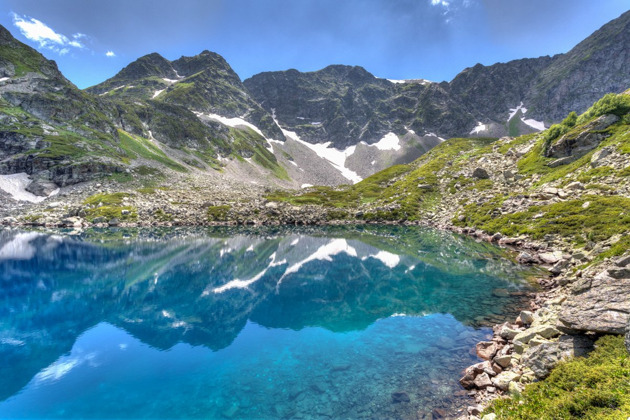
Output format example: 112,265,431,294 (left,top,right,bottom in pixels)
471,167,490,179
522,335,595,379
558,269,630,334
25,179,58,197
